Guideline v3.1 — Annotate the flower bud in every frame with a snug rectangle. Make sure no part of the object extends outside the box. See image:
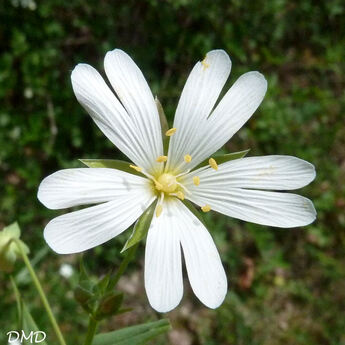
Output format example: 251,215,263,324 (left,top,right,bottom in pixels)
0,222,29,273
